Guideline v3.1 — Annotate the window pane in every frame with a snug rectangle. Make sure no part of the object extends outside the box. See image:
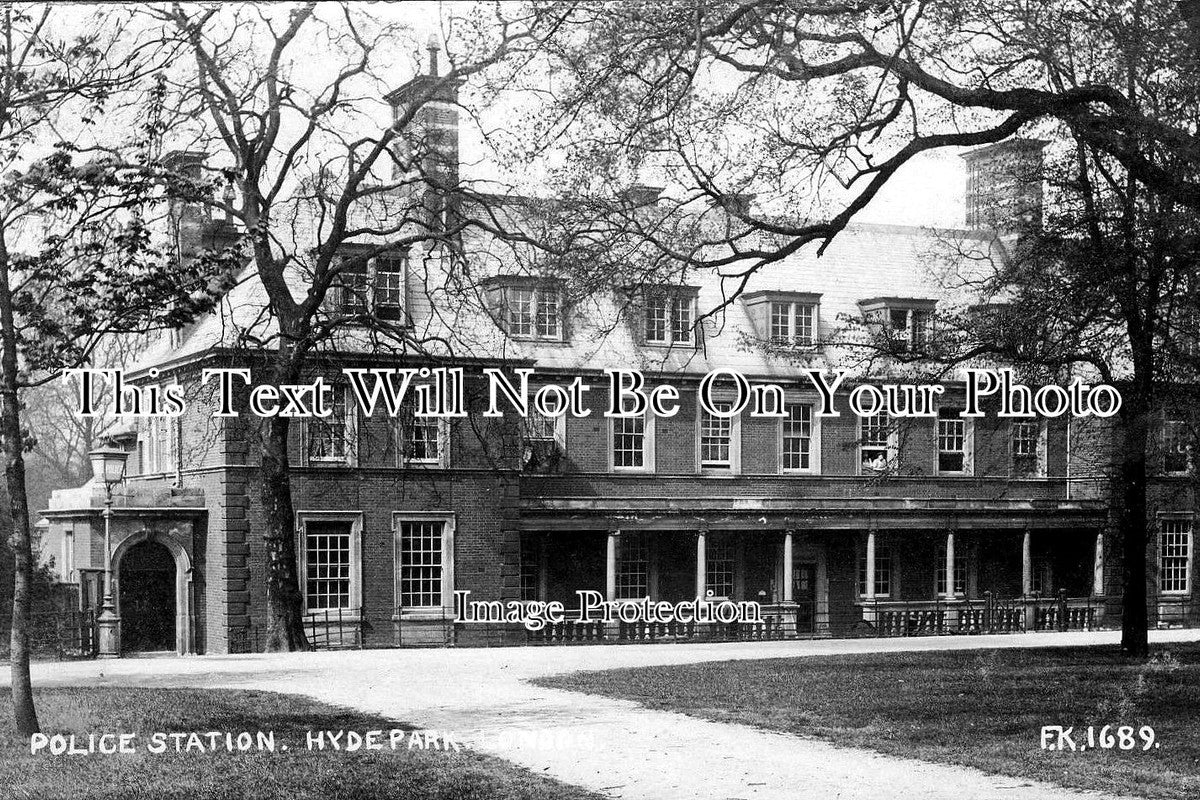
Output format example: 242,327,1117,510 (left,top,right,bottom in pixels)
399,521,443,608
670,294,692,343
613,415,645,468
339,257,369,314
875,547,891,596
1012,420,1039,477
309,385,348,462
374,256,405,320
794,304,815,345
1160,519,1191,593
706,537,735,598
616,533,649,599
700,403,732,467
509,288,534,336
770,302,790,342
520,535,540,602
782,403,812,471
937,408,966,472
305,521,352,611
645,295,668,343
536,290,561,338
400,408,440,464
860,413,889,469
